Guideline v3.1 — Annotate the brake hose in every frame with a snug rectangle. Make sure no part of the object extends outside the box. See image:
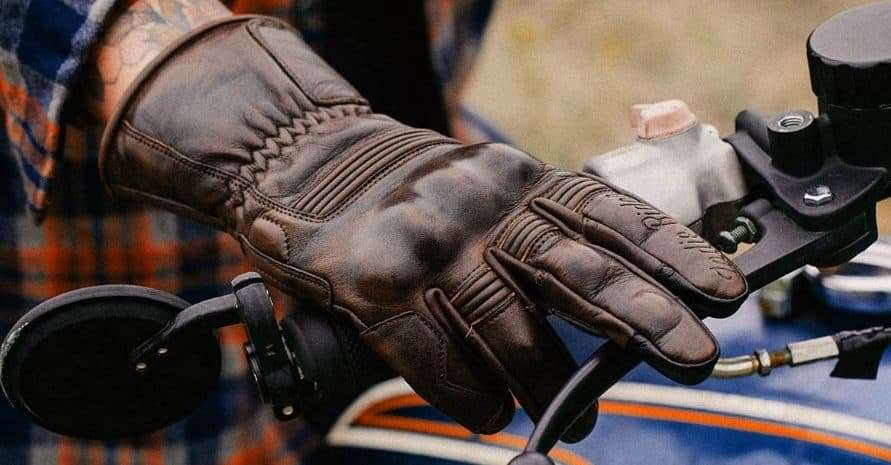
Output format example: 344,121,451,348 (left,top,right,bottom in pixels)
512,327,891,465
712,326,891,379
